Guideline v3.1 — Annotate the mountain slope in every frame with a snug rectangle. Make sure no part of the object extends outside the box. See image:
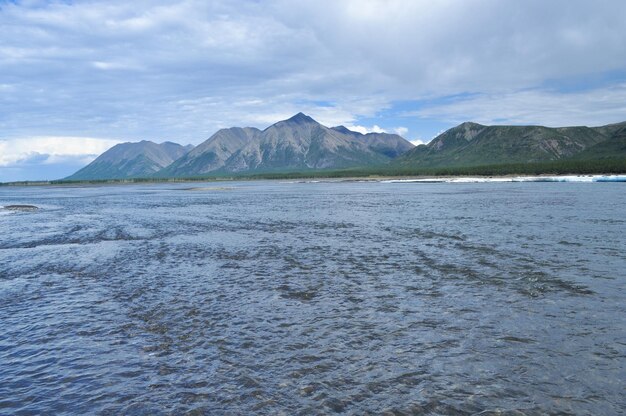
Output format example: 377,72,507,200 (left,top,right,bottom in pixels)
589,121,626,138
331,126,413,158
221,113,388,172
397,121,615,168
66,141,192,180
572,122,626,160
161,113,414,177
157,127,261,177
